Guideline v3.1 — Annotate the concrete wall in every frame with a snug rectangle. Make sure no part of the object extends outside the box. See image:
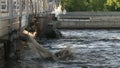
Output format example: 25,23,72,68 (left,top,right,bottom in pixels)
56,12,120,29
0,19,9,37
56,21,120,29
0,16,27,38
59,12,120,21
60,12,120,16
